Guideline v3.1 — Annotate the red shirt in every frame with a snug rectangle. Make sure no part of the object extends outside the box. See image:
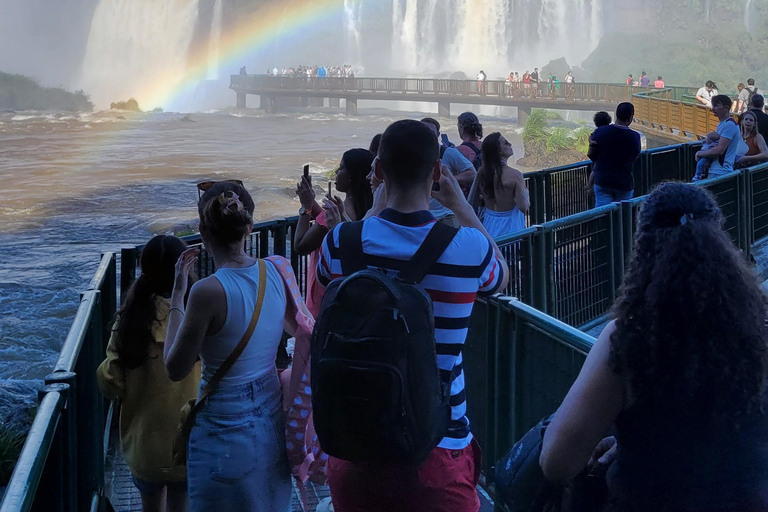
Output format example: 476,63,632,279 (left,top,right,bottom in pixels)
655,80,665,88
523,74,531,83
